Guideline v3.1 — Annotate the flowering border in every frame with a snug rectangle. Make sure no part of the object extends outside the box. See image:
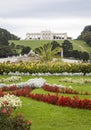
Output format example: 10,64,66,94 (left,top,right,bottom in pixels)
28,93,91,110
43,83,90,95
0,84,91,110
